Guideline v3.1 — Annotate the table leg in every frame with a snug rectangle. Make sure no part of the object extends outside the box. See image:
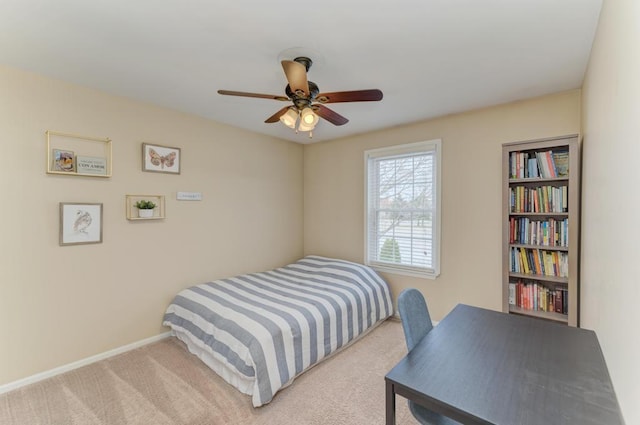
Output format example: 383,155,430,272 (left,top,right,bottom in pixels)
385,380,396,425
